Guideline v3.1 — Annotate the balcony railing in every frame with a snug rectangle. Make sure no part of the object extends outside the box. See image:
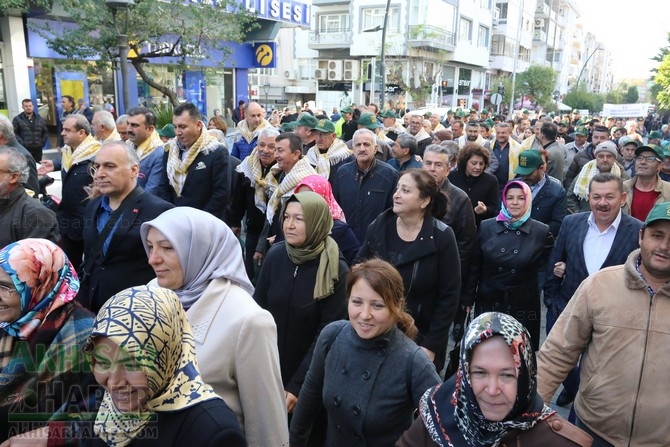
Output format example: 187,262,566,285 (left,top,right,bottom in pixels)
407,25,456,51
